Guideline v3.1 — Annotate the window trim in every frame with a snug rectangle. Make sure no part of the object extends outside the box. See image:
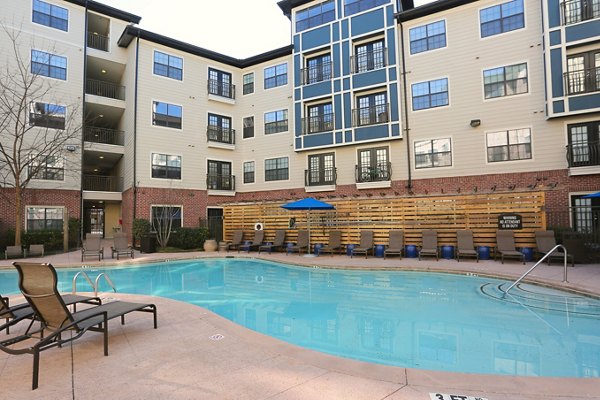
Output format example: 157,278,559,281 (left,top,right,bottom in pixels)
304,100,334,134
307,152,336,186
264,156,290,182
344,0,389,16
243,115,255,139
485,127,533,163
264,62,288,90
295,0,336,33
29,154,65,181
150,152,182,180
264,109,289,135
151,100,183,130
32,0,69,32
31,49,67,81
352,36,387,74
152,50,184,81
243,160,256,184
411,77,450,111
479,0,526,39
243,72,255,95
150,205,183,231
408,19,447,55
25,205,65,231
29,101,66,130
413,137,453,169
